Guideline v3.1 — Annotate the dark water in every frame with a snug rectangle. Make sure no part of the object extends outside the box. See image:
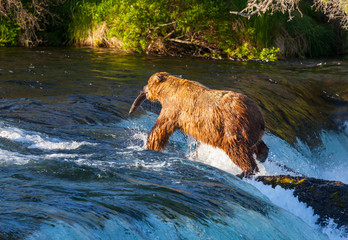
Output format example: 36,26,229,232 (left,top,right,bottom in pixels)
0,48,347,239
